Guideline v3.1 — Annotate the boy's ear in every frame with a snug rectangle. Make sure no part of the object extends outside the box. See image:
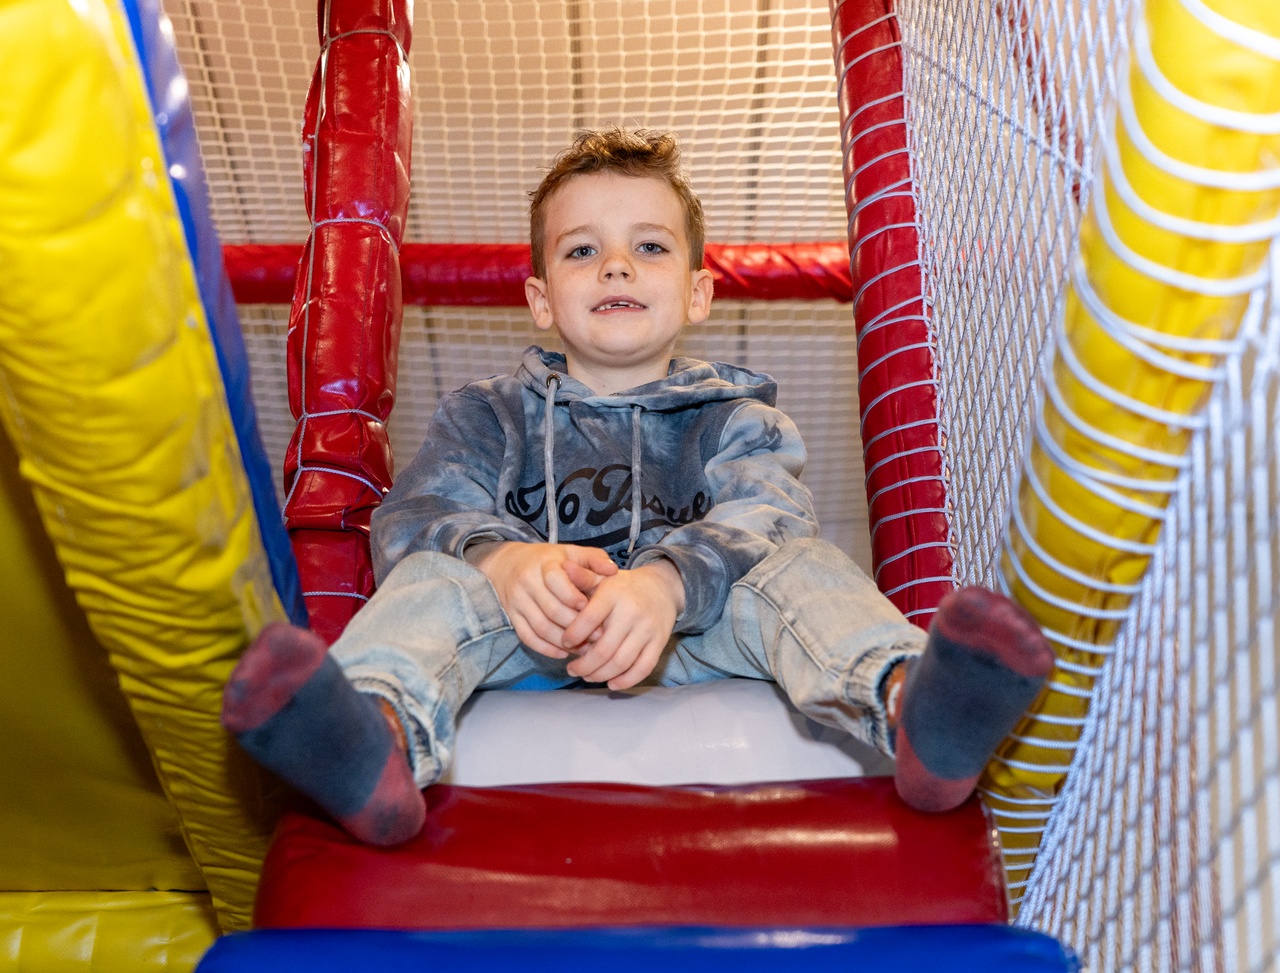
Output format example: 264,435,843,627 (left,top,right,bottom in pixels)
687,267,714,325
525,276,554,332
